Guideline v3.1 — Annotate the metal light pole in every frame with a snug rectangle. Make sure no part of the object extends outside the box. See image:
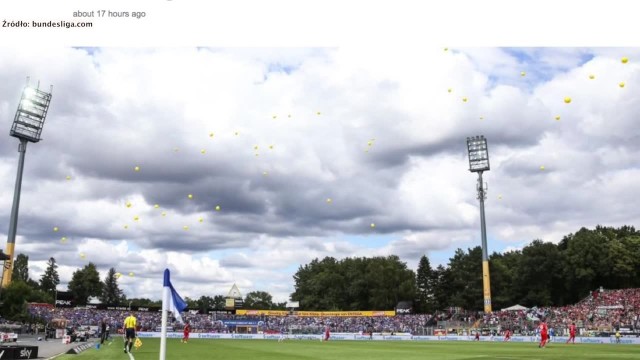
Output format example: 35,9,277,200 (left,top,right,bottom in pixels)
466,135,492,313
1,79,53,288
